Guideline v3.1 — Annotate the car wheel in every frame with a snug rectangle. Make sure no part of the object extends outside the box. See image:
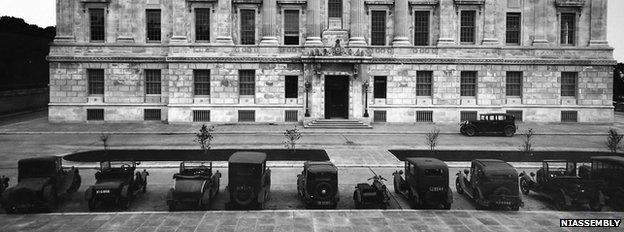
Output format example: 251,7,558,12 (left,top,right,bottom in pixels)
504,126,515,137
67,174,81,193
88,199,97,211
442,203,451,210
455,178,464,194
464,126,477,137
511,204,520,211
5,205,17,214
43,186,57,213
120,197,130,210
520,179,530,195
